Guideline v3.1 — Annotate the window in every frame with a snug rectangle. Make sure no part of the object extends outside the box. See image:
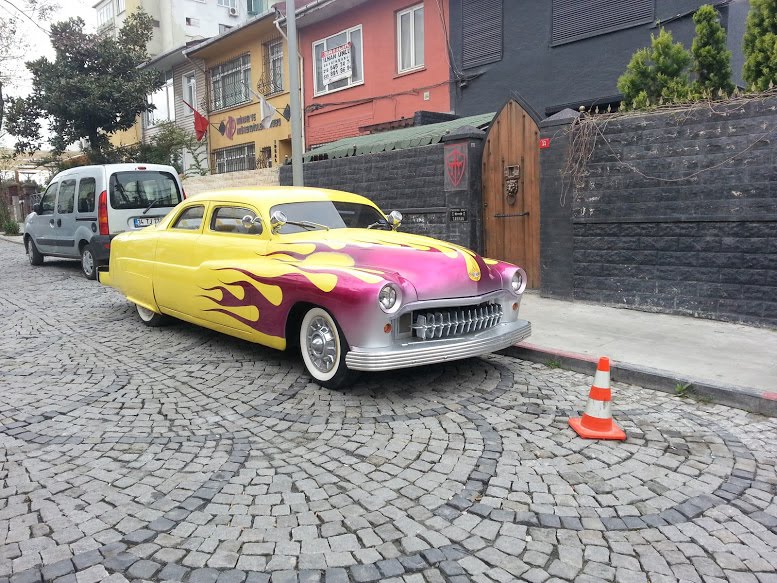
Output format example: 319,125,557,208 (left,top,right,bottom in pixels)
266,39,284,94
116,0,125,13
77,178,96,213
210,55,251,110
146,70,175,127
96,2,113,27
213,143,256,174
186,17,200,27
313,26,363,96
109,171,183,210
461,0,502,69
397,4,424,72
219,24,233,33
172,206,205,231
56,180,76,214
39,183,58,215
211,206,262,235
247,0,269,16
218,0,237,7
183,72,196,113
551,0,654,46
